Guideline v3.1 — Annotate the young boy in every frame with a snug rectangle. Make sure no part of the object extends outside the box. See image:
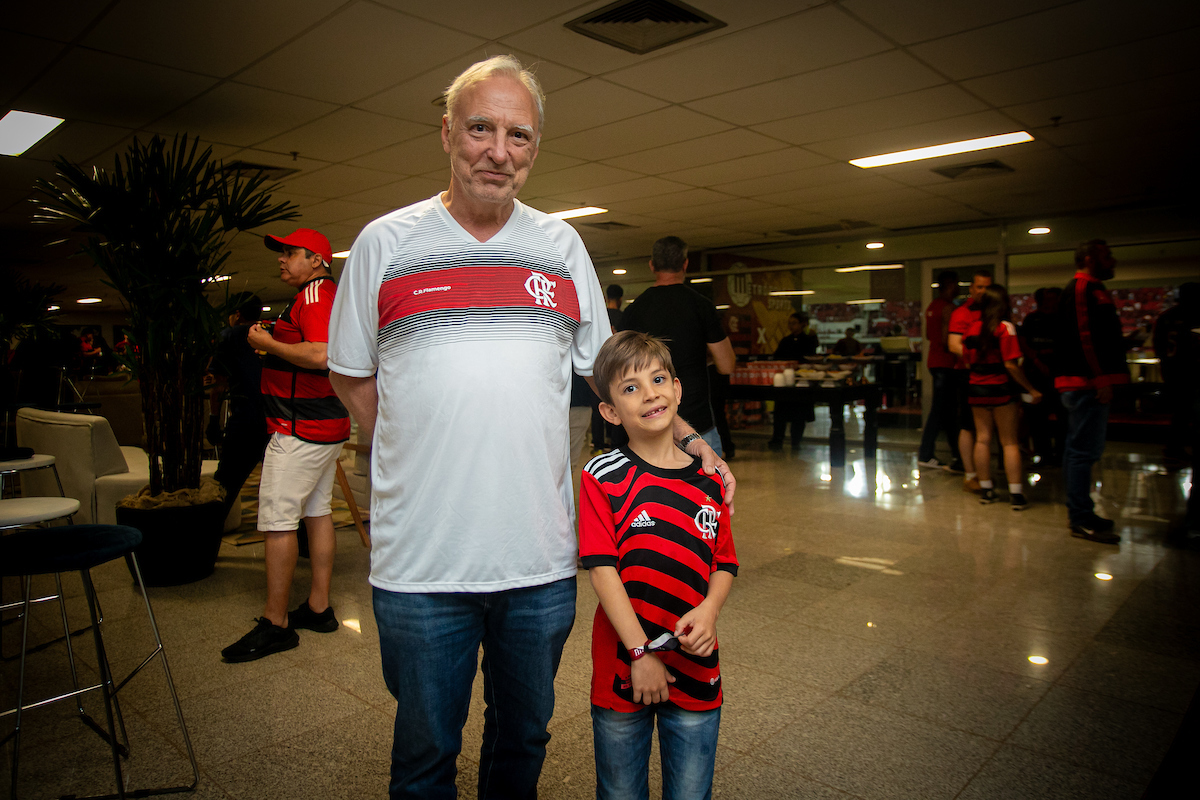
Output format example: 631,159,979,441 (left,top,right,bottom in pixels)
580,330,738,799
